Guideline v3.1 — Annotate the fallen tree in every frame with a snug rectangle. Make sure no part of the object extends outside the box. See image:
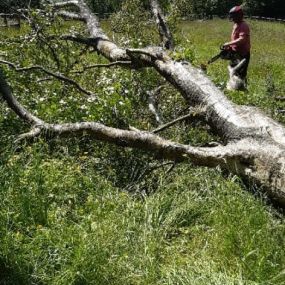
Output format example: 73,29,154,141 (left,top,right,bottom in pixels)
1,0,285,207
